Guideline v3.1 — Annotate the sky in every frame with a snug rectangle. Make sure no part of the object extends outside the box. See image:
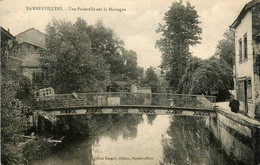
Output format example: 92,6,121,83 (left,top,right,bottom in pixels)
1,0,250,69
